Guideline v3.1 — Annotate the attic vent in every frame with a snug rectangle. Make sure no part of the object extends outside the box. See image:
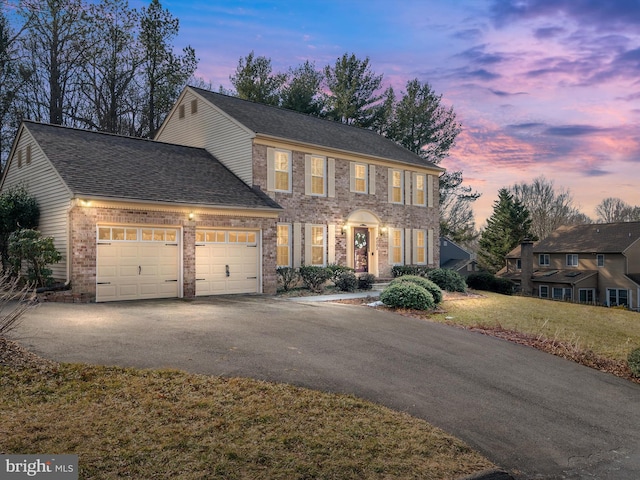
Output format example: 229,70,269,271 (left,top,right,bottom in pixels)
178,104,185,119
191,99,198,114
26,144,32,165
596,228,600,233
17,149,22,168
